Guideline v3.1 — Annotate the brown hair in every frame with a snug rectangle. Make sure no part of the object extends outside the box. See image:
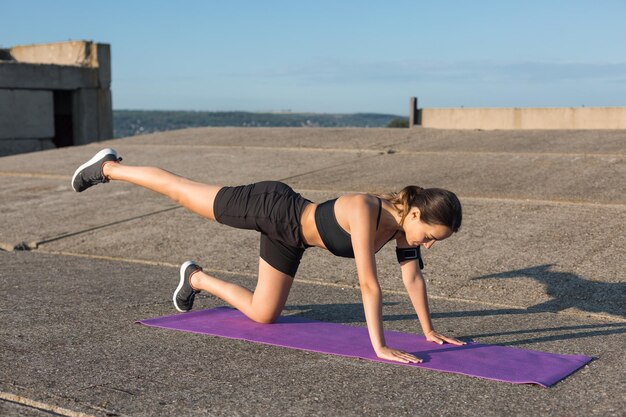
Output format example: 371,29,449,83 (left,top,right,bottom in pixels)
376,186,462,232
